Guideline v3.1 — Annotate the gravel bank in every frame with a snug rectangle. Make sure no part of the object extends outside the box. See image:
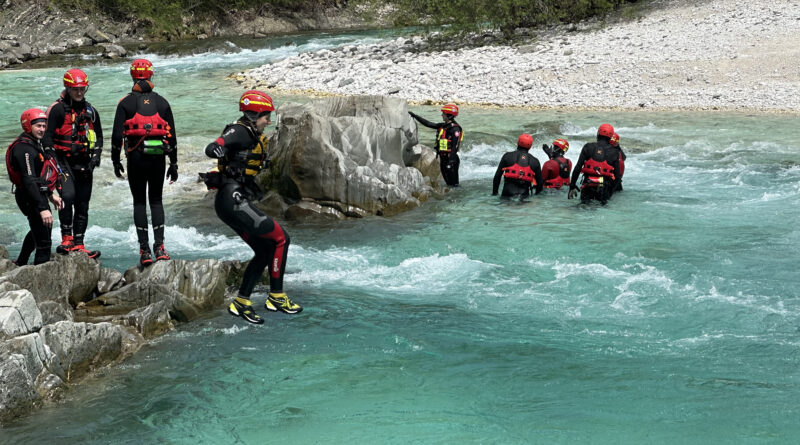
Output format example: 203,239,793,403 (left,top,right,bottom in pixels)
239,0,800,112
